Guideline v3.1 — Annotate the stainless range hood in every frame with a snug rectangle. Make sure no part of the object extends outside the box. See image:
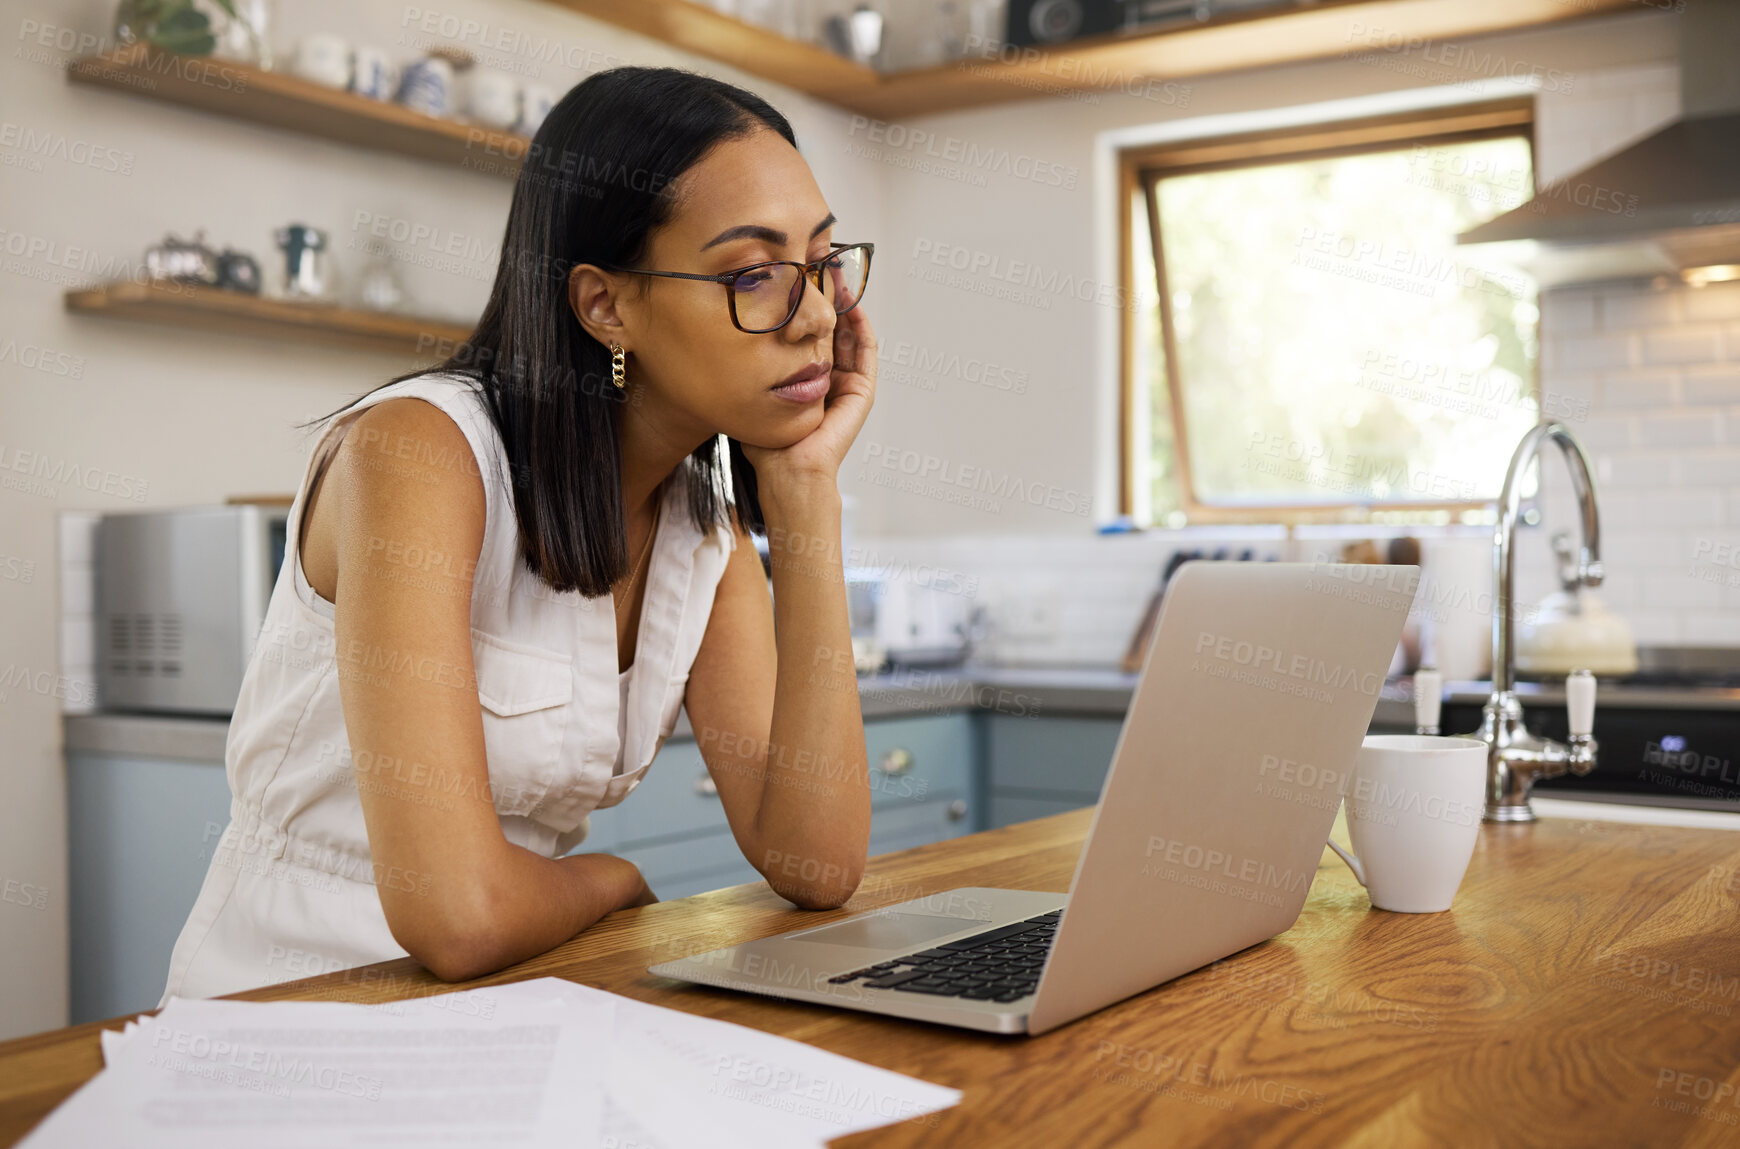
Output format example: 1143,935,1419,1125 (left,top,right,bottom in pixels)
1458,0,1740,288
